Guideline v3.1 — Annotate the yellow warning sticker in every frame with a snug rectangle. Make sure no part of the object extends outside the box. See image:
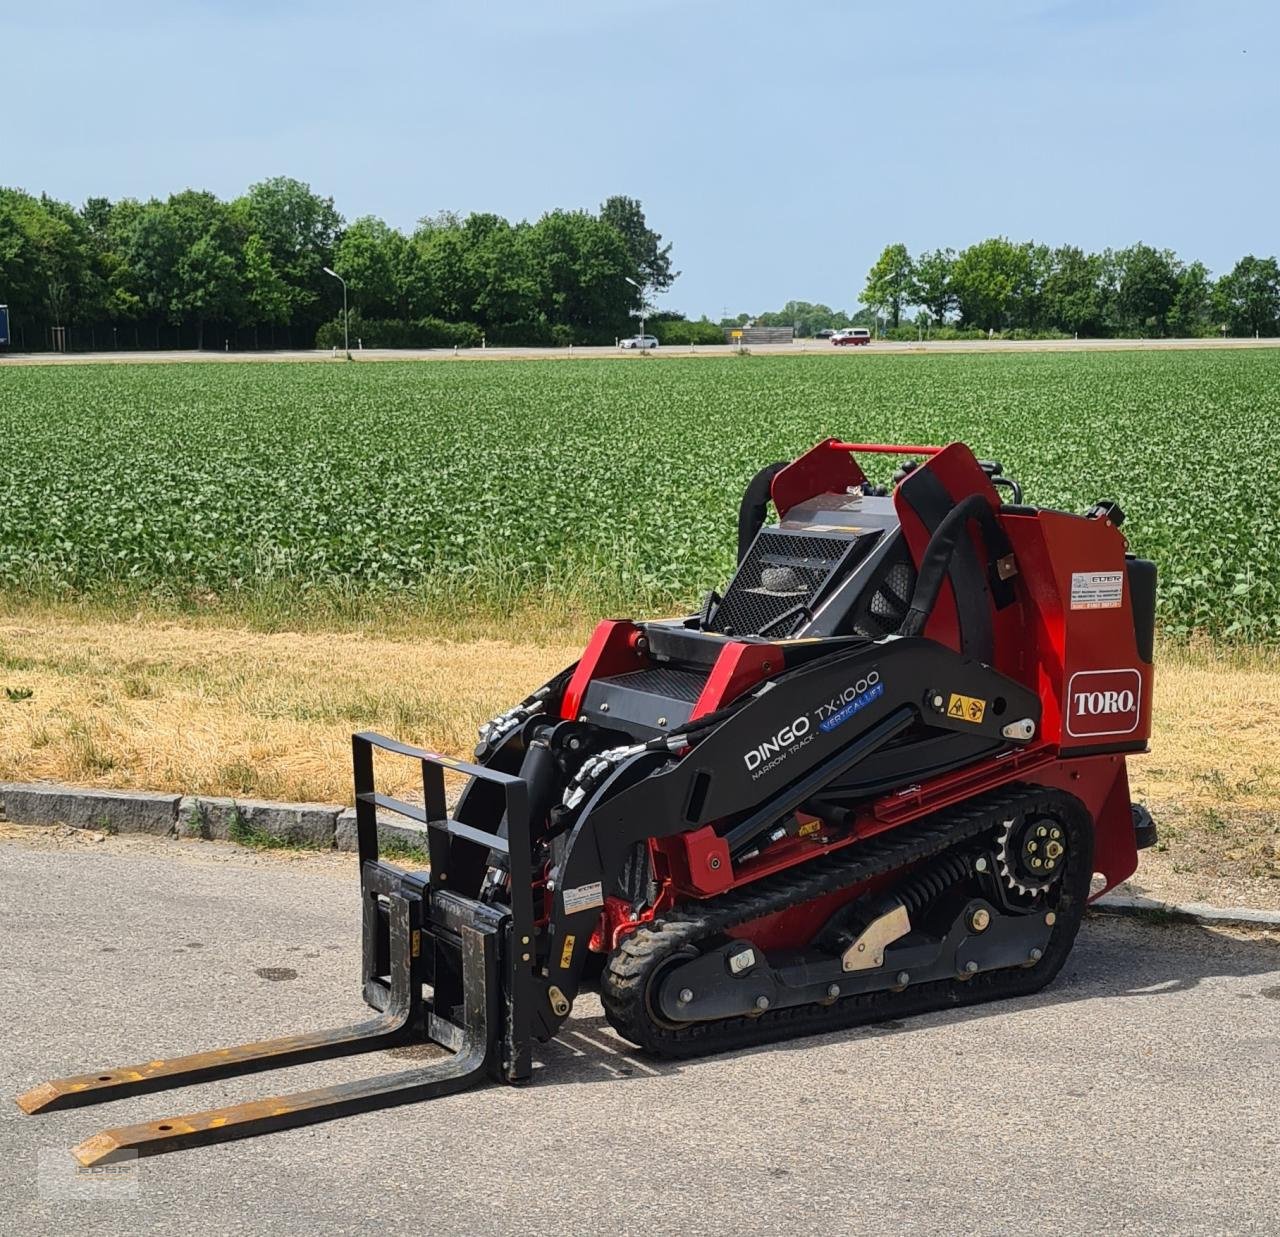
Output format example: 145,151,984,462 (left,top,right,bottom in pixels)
798,820,822,837
559,934,576,970
947,693,987,725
